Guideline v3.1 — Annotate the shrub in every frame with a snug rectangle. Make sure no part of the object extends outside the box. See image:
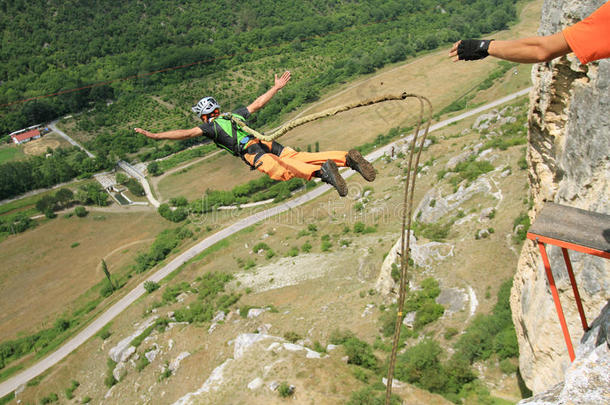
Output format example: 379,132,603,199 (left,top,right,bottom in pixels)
40,393,59,404
252,242,270,253
301,241,312,253
82,396,91,403
74,206,88,217
353,222,365,233
144,281,160,293
65,380,80,400
98,327,111,340
321,240,332,252
395,339,447,392
287,246,299,257
169,196,188,207
277,382,294,398
343,337,377,370
414,301,445,329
